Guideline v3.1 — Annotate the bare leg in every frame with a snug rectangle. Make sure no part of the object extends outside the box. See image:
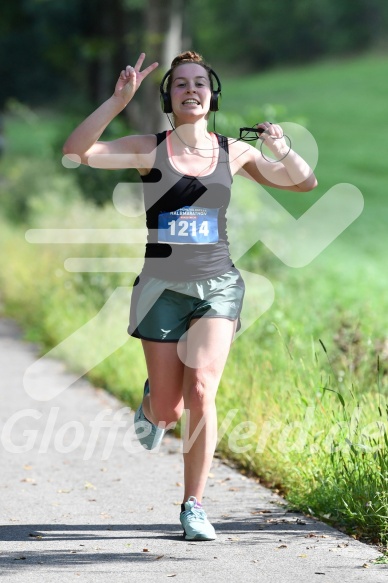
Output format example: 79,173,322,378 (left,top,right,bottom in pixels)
181,318,236,503
139,319,235,505
141,340,185,427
